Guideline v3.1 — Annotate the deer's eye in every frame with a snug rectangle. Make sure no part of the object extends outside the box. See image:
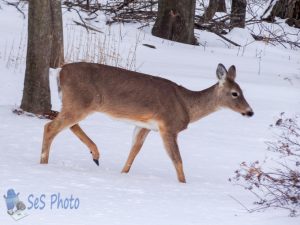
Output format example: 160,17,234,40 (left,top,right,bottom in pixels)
231,92,239,98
